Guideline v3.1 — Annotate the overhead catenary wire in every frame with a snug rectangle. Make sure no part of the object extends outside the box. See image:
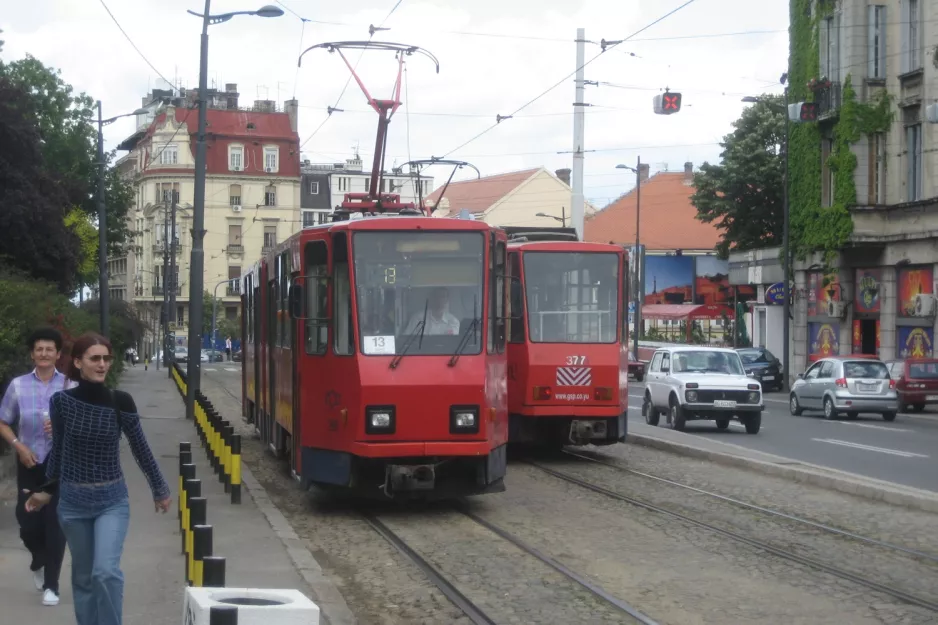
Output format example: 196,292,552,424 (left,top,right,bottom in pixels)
97,0,173,89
